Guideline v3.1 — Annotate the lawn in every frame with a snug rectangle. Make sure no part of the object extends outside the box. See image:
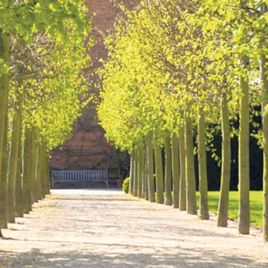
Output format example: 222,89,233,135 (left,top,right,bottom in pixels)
196,191,263,228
